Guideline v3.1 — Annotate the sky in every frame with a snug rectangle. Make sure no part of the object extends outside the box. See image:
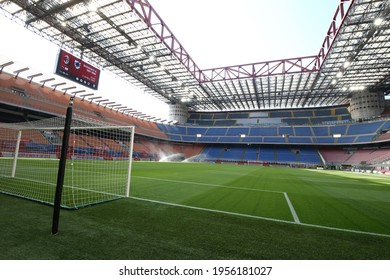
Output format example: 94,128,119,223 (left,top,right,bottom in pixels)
149,0,340,68
0,0,340,119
